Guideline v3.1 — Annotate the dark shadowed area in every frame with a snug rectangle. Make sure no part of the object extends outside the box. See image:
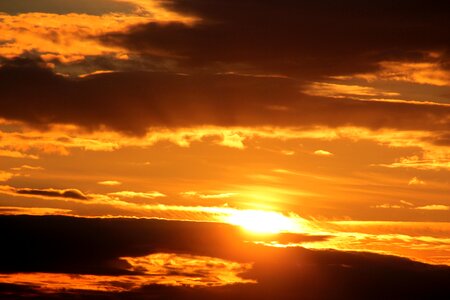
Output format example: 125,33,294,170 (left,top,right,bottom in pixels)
0,215,449,299
102,0,450,78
